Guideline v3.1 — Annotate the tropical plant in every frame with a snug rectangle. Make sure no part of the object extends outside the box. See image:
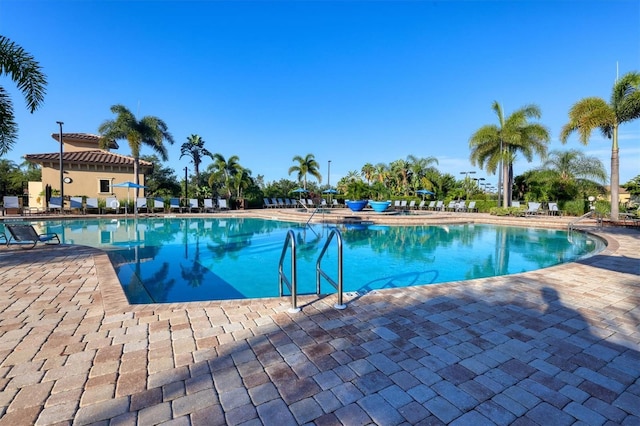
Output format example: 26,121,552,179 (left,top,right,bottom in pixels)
140,155,181,197
469,101,550,206
560,71,640,220
407,155,439,194
288,153,322,190
623,175,640,197
0,35,47,155
179,134,213,187
99,104,174,193
207,153,242,198
361,163,375,184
